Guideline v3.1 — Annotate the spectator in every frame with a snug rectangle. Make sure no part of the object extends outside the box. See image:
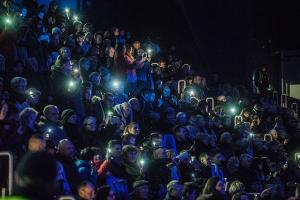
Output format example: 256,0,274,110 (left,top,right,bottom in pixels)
13,152,57,200
38,105,67,146
56,139,81,194
78,181,96,200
